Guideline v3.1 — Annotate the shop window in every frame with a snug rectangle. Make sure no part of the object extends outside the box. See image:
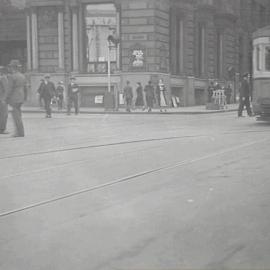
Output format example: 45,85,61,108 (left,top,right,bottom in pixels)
84,4,117,73
265,46,270,71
